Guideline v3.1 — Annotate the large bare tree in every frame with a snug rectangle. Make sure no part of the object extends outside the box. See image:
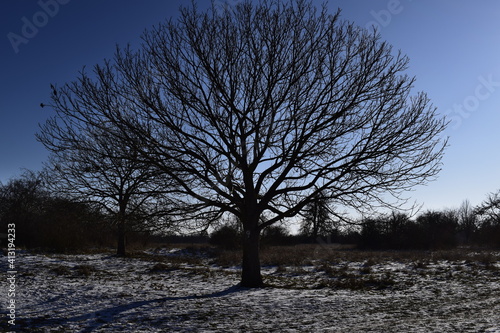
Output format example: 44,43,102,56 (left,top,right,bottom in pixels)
43,0,447,286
